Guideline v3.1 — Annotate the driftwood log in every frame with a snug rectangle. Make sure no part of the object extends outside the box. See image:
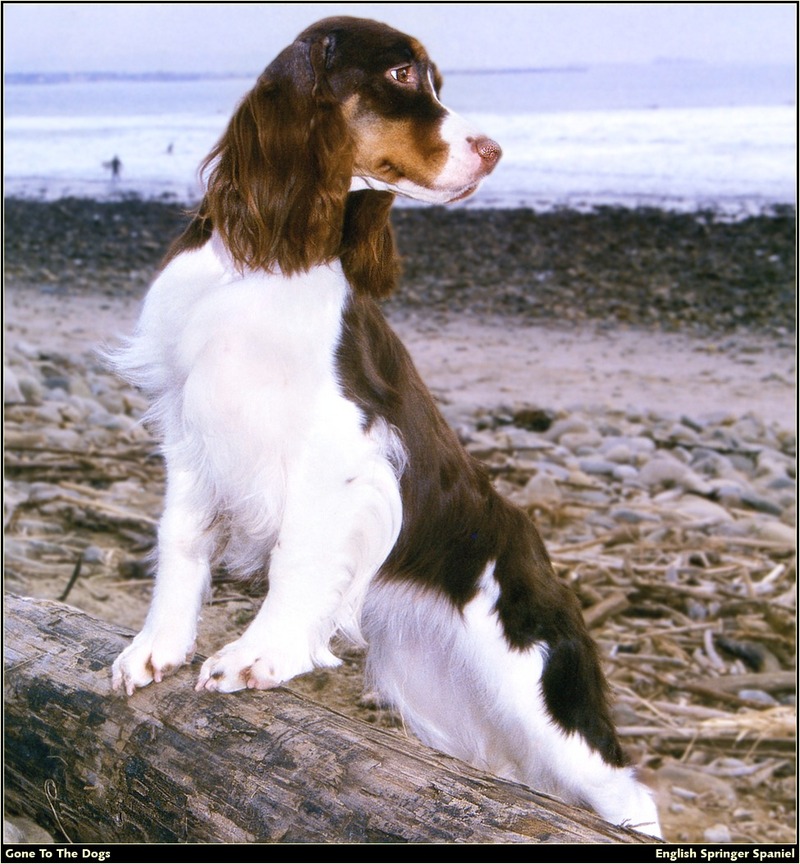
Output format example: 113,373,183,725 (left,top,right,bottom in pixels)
4,594,656,844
